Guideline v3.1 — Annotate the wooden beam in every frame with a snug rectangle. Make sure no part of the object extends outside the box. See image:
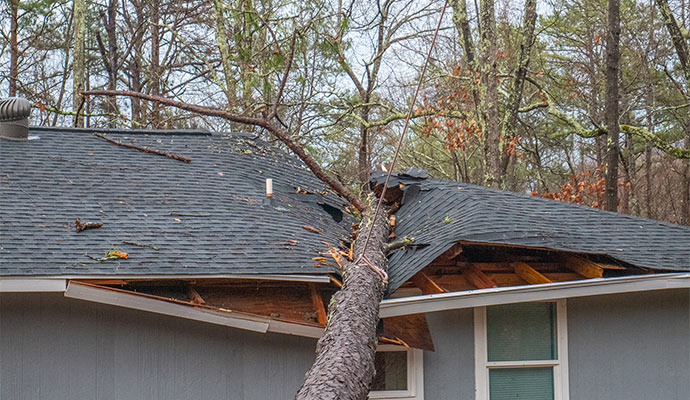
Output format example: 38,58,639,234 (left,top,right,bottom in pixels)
309,284,328,326
381,313,435,351
513,262,552,284
565,255,604,278
187,286,206,305
410,271,448,294
461,266,498,289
